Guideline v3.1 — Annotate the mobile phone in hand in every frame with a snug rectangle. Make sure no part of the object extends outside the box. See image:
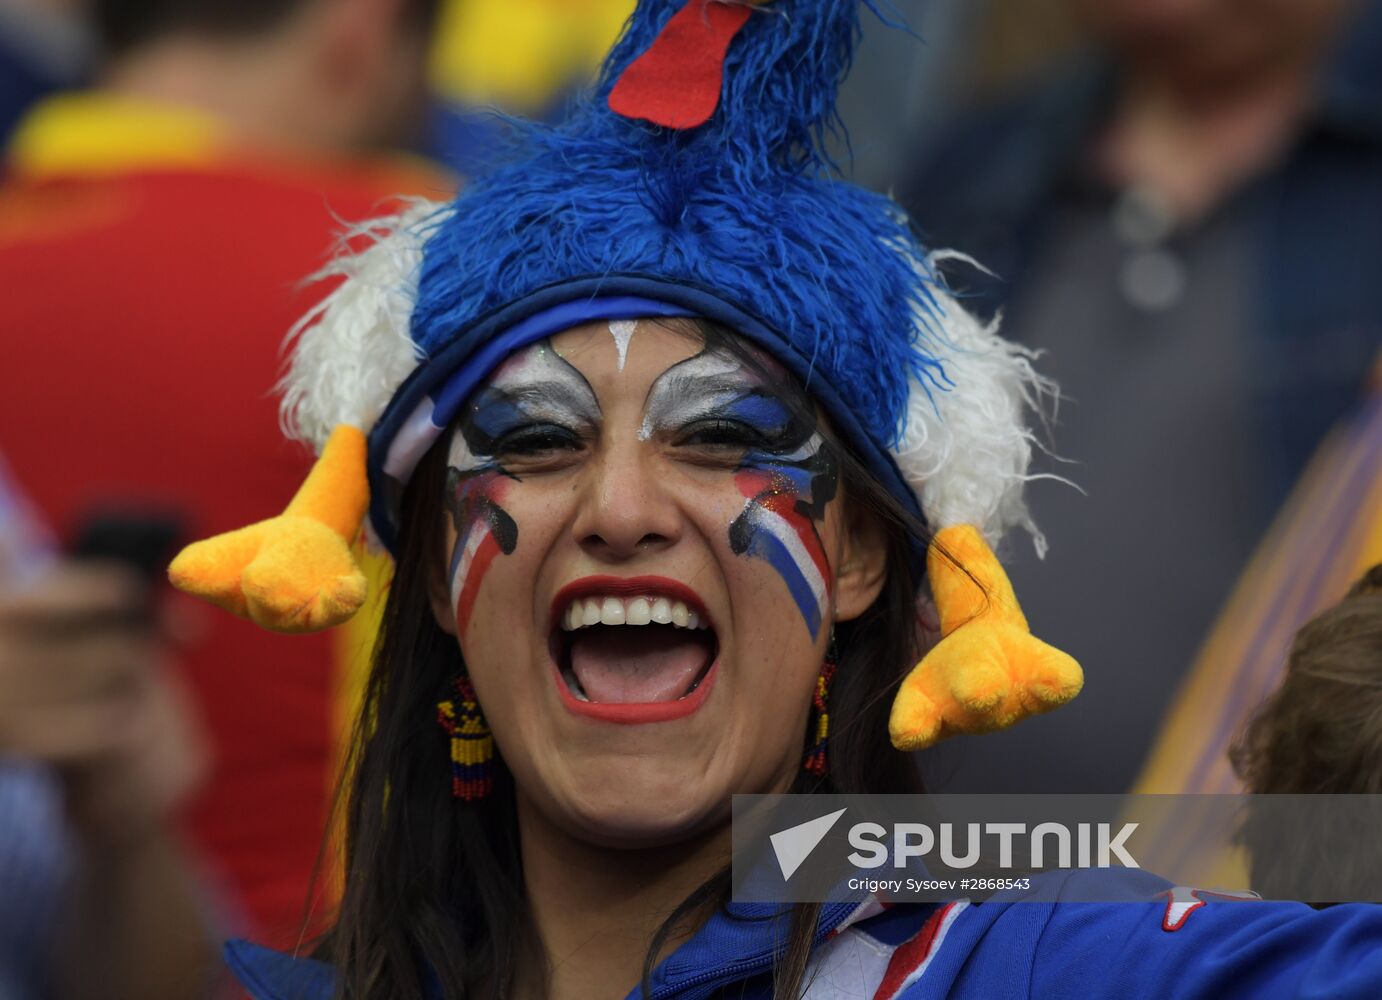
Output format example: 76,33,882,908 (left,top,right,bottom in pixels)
70,510,185,585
